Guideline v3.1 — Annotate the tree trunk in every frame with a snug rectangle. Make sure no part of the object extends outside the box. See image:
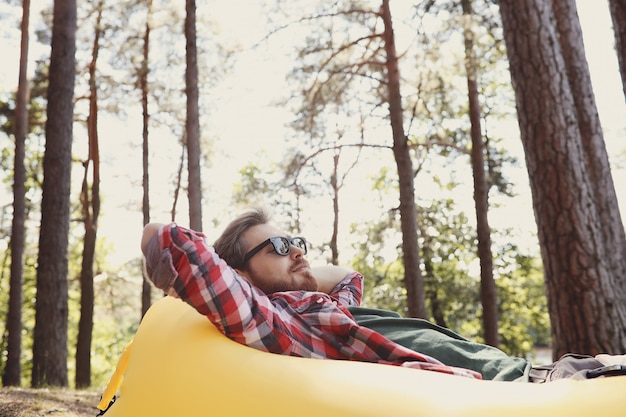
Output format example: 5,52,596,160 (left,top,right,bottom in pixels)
185,0,202,230
76,171,96,388
552,0,626,294
381,0,426,319
31,0,76,388
329,152,340,265
462,0,499,348
421,233,448,328
3,0,30,387
608,0,626,100
141,0,153,318
498,0,626,358
75,1,103,388
171,140,185,222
